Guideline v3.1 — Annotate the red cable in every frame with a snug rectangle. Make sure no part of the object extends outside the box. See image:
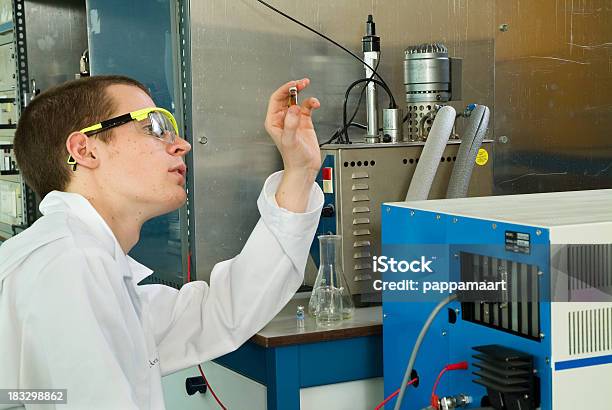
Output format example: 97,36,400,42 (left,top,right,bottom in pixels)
430,361,468,409
374,378,418,410
198,364,227,410
430,368,448,409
